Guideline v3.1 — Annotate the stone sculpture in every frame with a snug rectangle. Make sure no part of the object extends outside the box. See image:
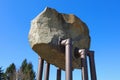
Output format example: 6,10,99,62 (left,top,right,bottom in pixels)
28,7,90,70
